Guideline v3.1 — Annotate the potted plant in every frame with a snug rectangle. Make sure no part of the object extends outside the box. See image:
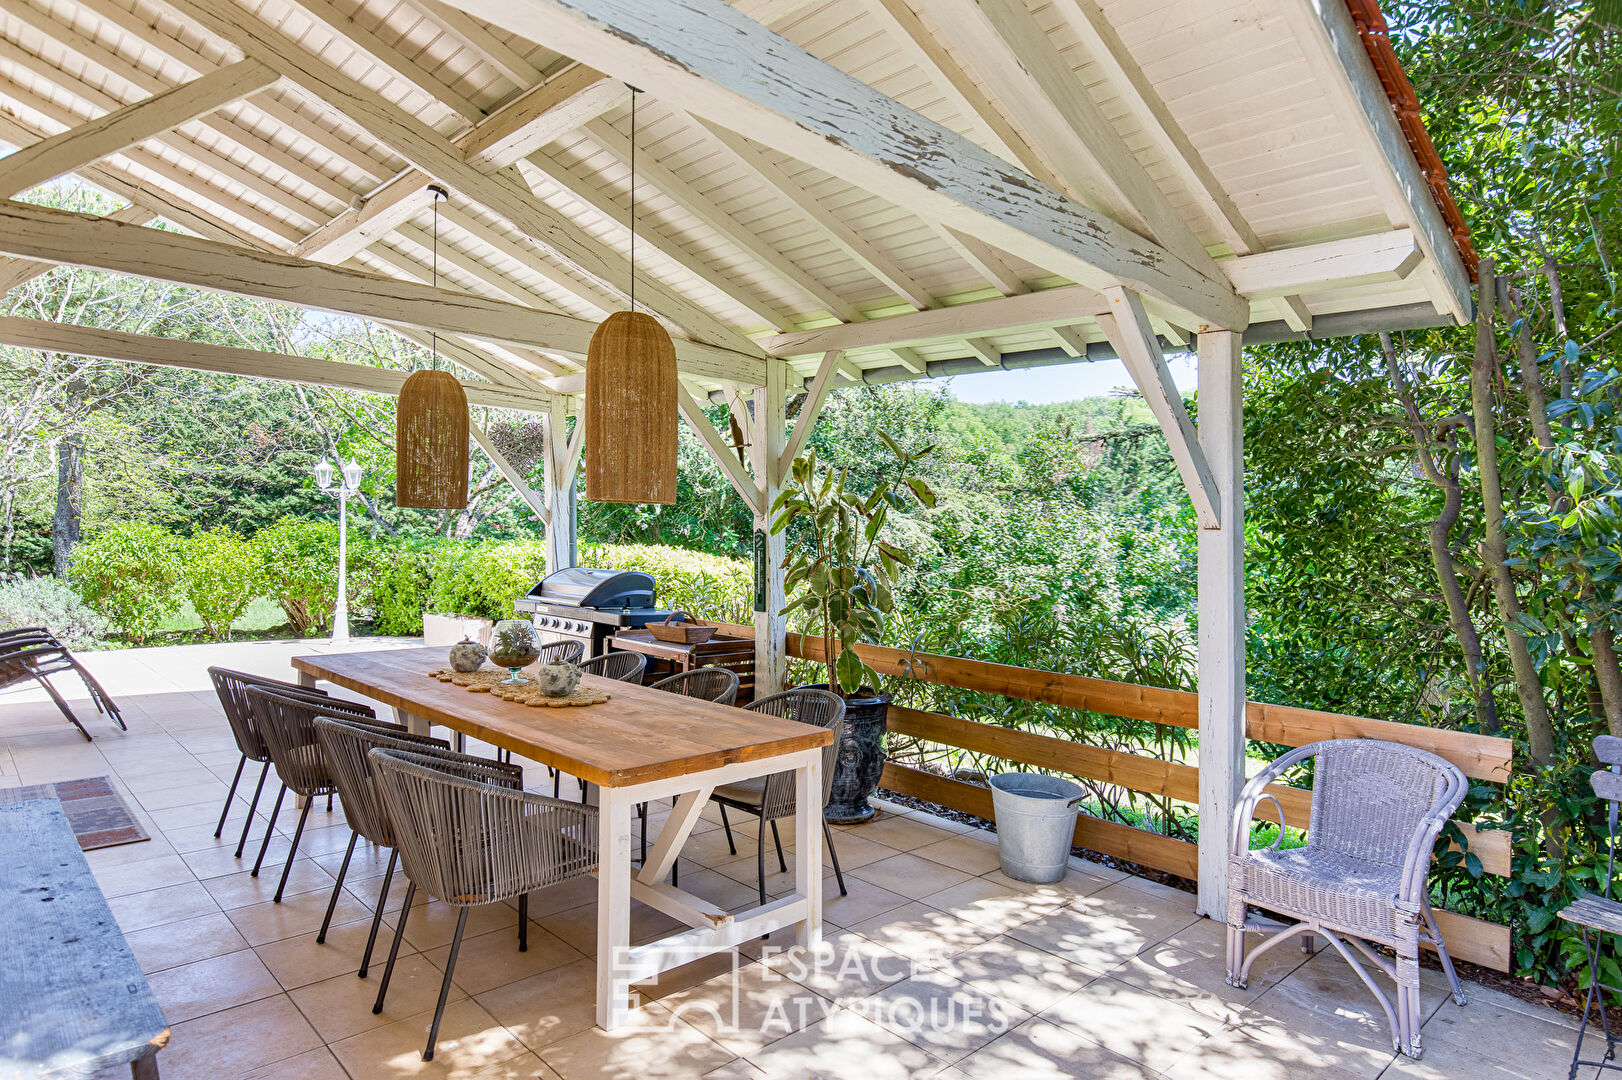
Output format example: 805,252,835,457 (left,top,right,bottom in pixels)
771,434,936,823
